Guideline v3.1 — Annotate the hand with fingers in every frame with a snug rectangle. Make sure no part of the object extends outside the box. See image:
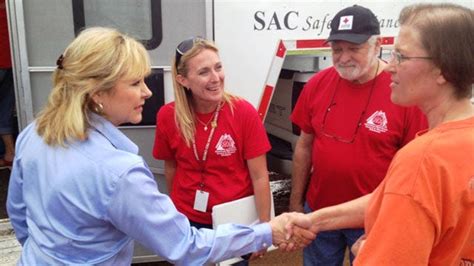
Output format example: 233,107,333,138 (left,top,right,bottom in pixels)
269,212,316,252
